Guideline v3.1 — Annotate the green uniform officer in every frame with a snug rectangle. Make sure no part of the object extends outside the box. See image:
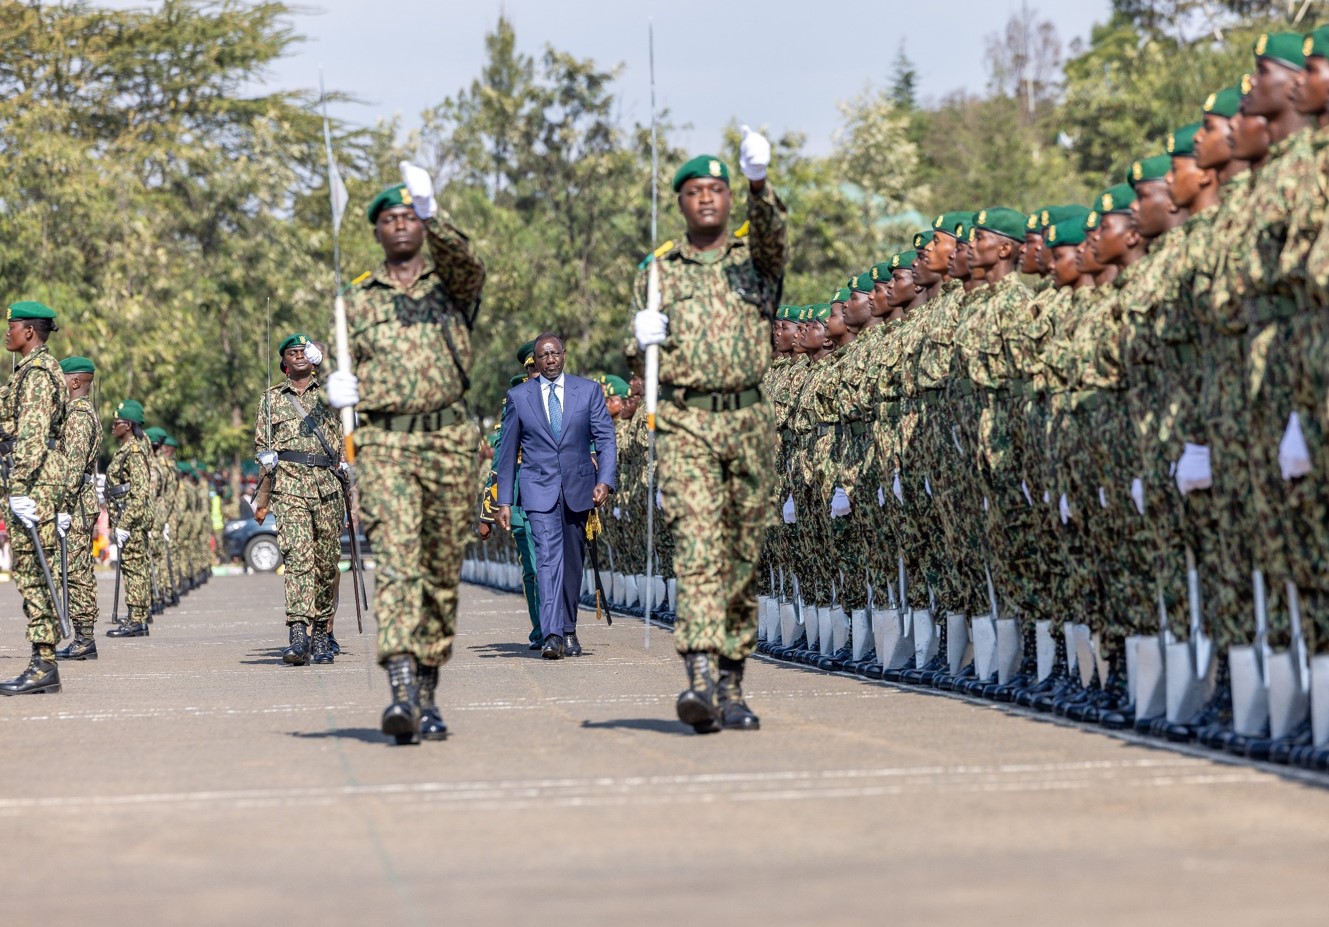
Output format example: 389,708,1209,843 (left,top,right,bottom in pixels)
54,356,103,661
105,400,153,640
